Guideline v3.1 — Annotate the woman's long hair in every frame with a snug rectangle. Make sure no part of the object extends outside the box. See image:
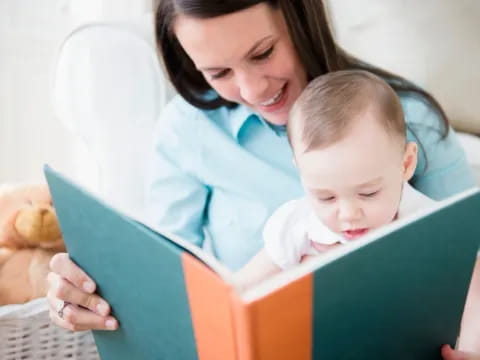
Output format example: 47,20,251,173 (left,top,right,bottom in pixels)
154,0,448,136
